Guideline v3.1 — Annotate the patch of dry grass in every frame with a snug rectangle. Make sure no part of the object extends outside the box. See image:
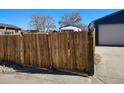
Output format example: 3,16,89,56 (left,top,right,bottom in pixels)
0,65,15,73
94,54,102,64
0,61,17,73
